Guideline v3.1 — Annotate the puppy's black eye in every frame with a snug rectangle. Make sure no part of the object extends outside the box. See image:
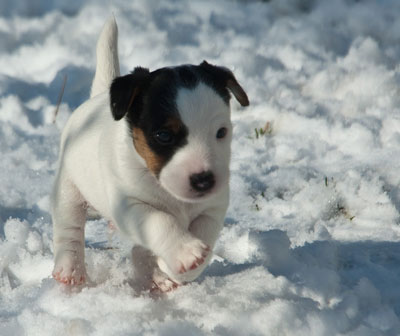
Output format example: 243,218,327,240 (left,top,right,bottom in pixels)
216,127,228,139
154,130,174,145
